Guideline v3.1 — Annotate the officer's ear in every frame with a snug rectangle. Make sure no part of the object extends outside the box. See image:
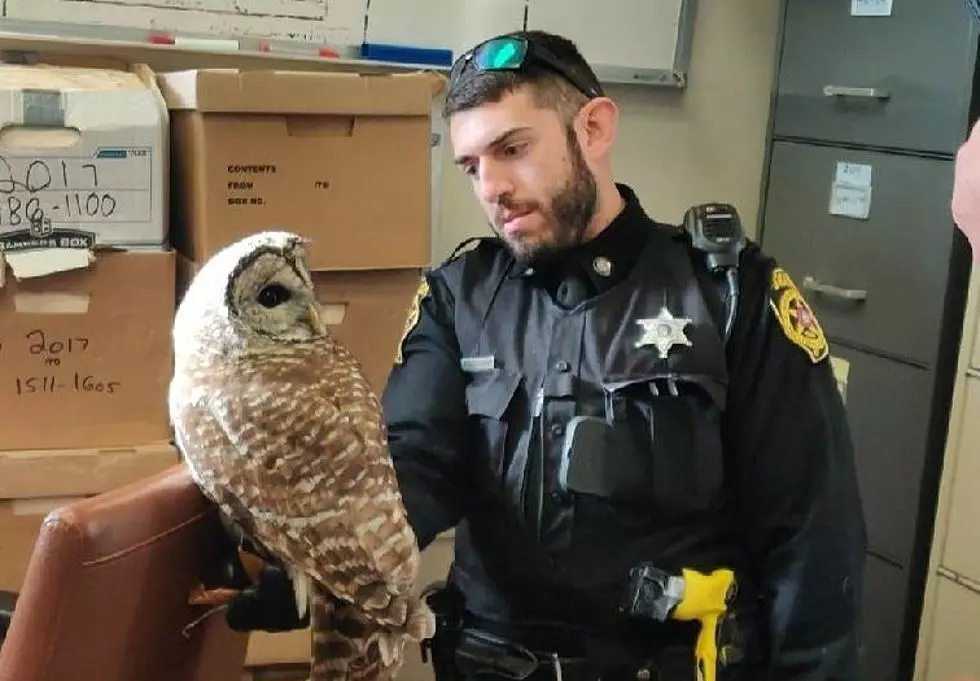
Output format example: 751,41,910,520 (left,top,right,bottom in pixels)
576,96,618,160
